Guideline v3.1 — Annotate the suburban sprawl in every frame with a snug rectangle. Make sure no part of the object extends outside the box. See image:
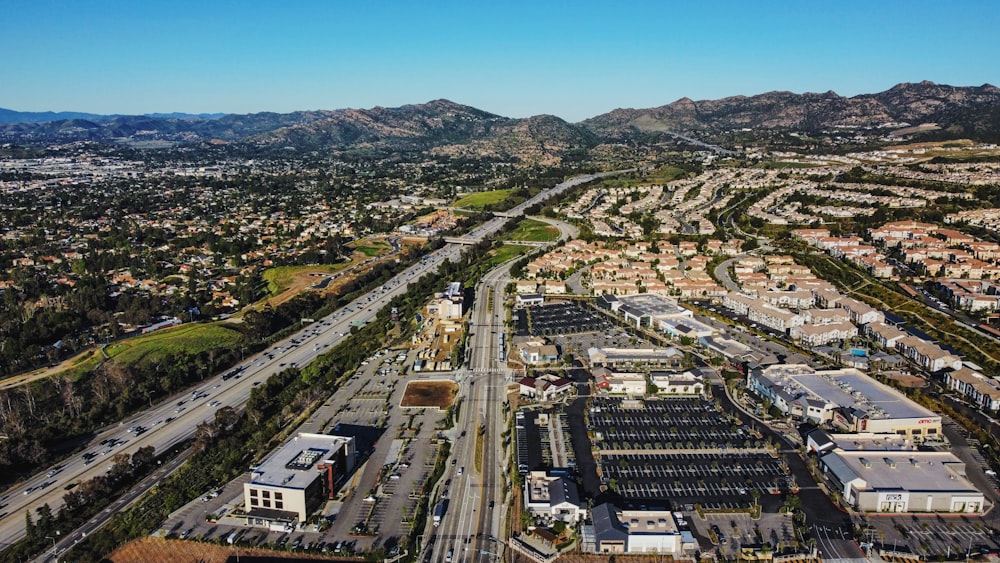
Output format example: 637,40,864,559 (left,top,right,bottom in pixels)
2,82,1000,563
